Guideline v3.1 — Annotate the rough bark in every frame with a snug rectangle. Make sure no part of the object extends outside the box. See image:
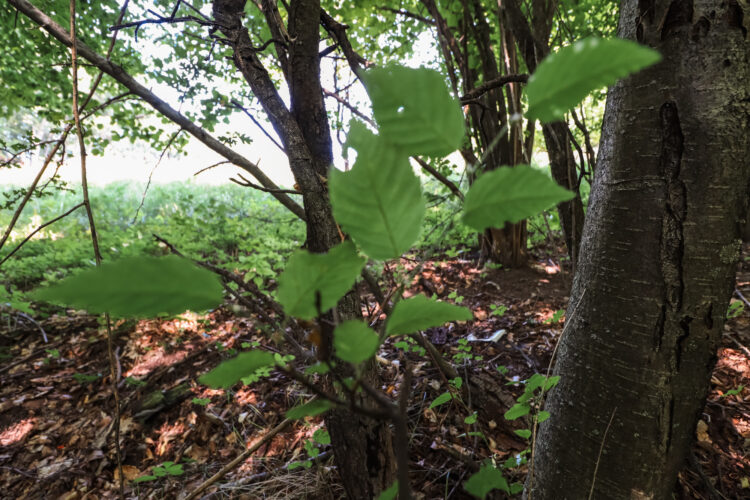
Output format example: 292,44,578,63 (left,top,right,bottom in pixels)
502,0,586,267
212,2,396,496
529,1,750,498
